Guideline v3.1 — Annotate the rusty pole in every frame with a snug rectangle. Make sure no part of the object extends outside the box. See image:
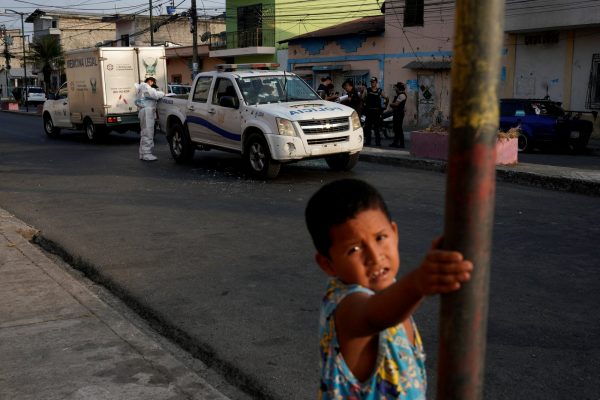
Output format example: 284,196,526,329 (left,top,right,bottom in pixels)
436,0,505,399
